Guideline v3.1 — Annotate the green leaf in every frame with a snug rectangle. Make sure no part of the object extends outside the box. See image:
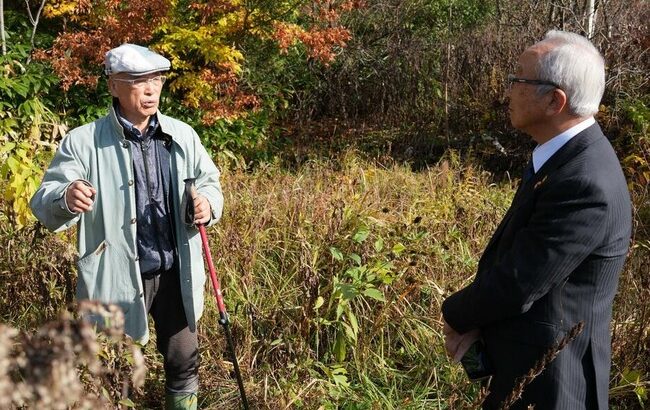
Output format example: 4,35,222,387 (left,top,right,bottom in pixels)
0,142,16,154
332,370,349,388
344,266,360,280
335,301,344,320
349,253,361,265
374,237,384,252
342,322,357,342
329,246,344,261
313,296,324,310
6,156,19,173
16,148,28,161
622,369,642,384
118,398,136,407
363,287,386,302
334,332,347,362
634,385,647,400
347,310,359,337
339,283,358,301
392,242,406,255
352,227,369,243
